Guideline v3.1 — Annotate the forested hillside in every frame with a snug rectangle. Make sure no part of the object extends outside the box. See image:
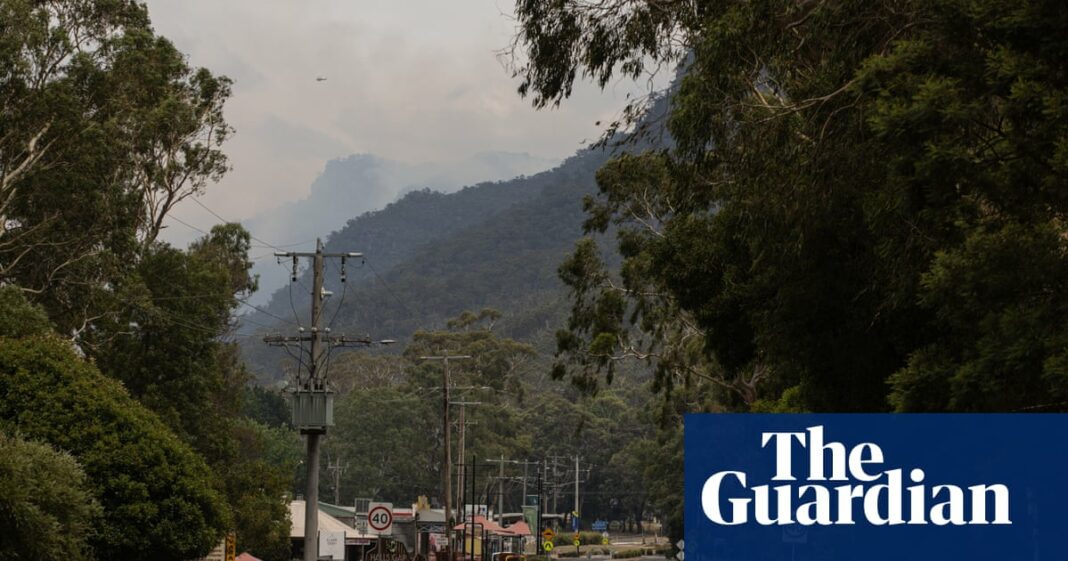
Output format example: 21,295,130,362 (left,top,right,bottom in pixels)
240,146,613,380
240,151,560,305
237,119,670,535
